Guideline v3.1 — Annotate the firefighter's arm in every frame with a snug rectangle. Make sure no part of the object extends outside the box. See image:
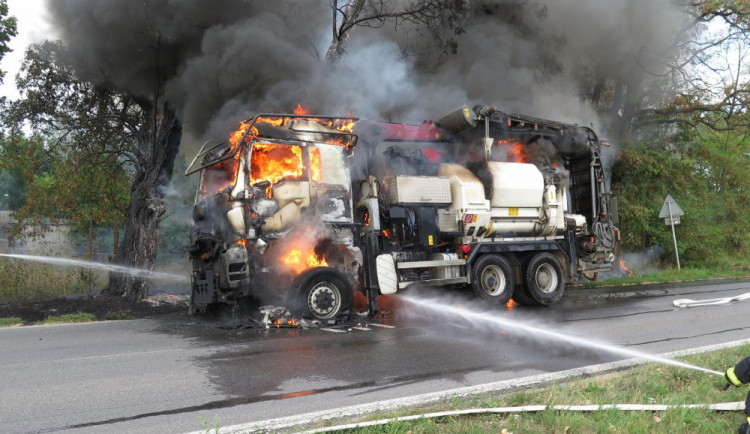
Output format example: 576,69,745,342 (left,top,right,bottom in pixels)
725,356,750,388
